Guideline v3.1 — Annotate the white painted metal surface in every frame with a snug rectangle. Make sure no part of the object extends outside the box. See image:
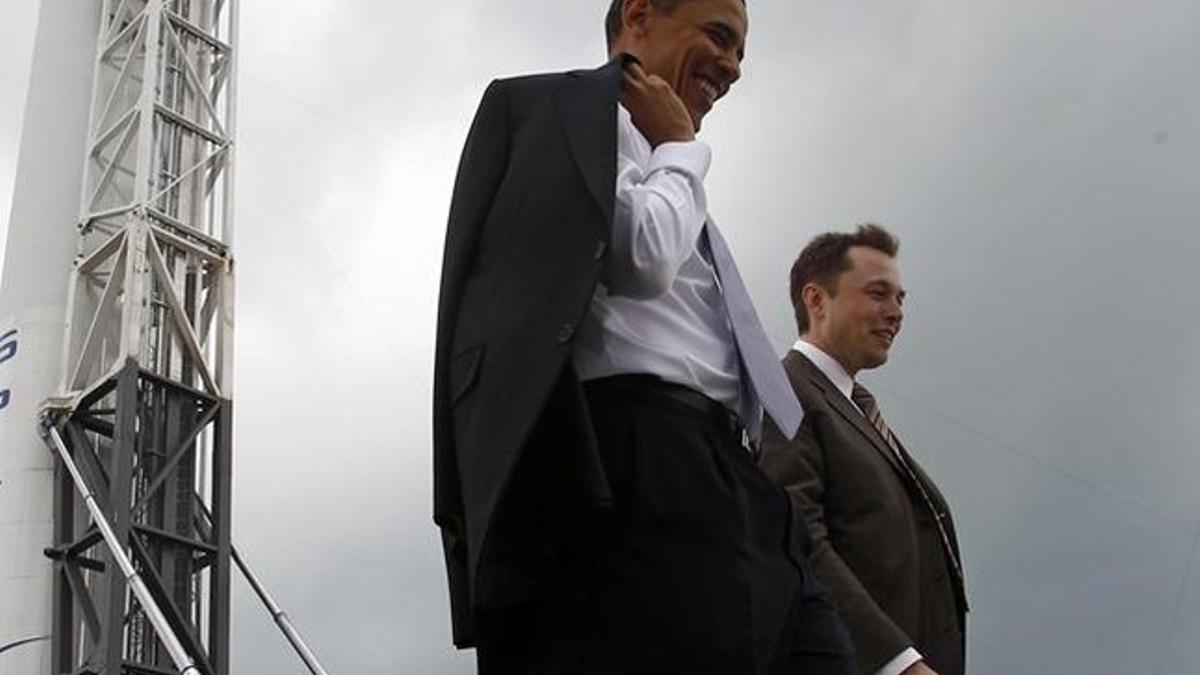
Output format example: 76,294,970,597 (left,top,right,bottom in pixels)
0,1,100,672
45,0,240,670
3,3,328,672
3,0,247,671
63,0,238,409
